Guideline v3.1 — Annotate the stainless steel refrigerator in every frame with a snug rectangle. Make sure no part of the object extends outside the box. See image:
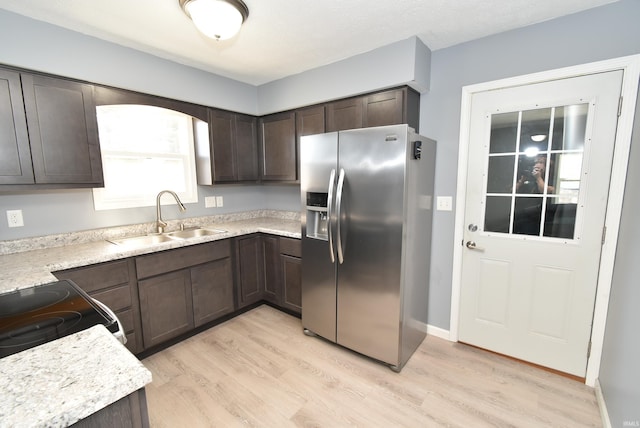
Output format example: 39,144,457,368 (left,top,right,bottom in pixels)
300,124,436,371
